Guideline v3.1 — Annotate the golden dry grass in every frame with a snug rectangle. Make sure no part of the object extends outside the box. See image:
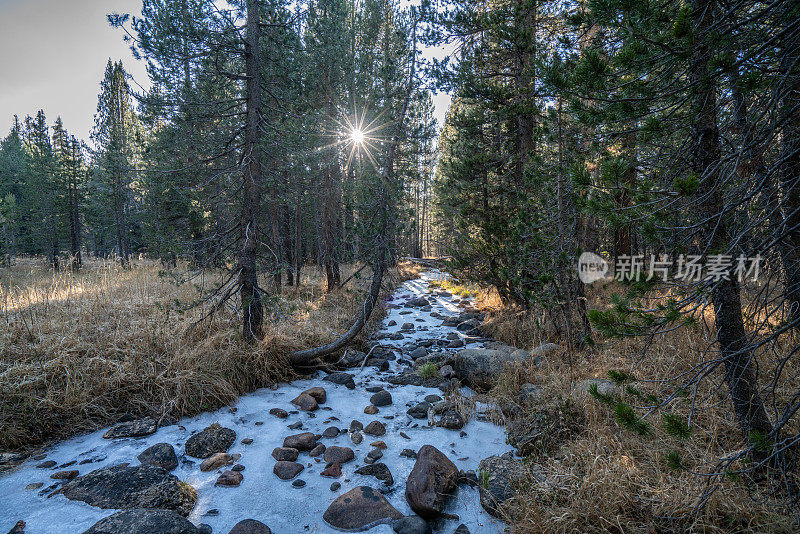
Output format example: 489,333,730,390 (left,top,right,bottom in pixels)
0,256,420,452
459,279,799,533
